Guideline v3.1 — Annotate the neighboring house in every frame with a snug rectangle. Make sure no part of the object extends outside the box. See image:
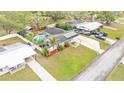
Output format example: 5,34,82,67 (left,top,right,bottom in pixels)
0,43,36,76
68,19,83,28
45,27,65,35
76,22,103,31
